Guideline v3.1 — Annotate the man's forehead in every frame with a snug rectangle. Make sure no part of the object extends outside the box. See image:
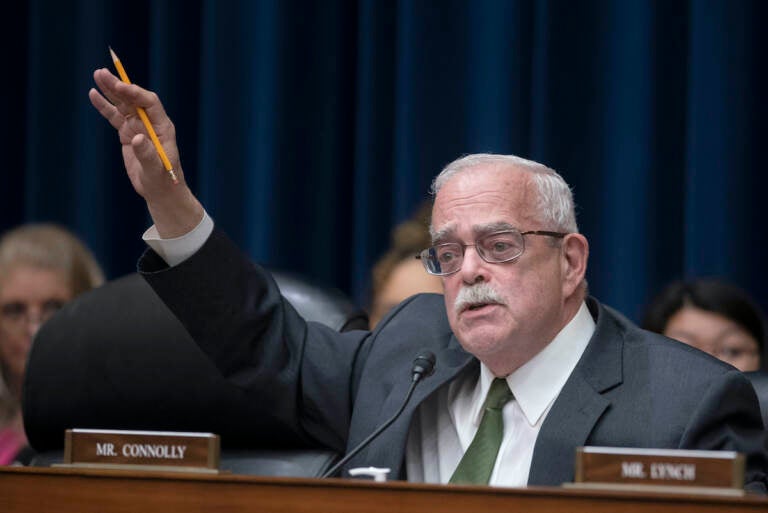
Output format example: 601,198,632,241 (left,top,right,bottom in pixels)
431,221,520,242
430,165,537,229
